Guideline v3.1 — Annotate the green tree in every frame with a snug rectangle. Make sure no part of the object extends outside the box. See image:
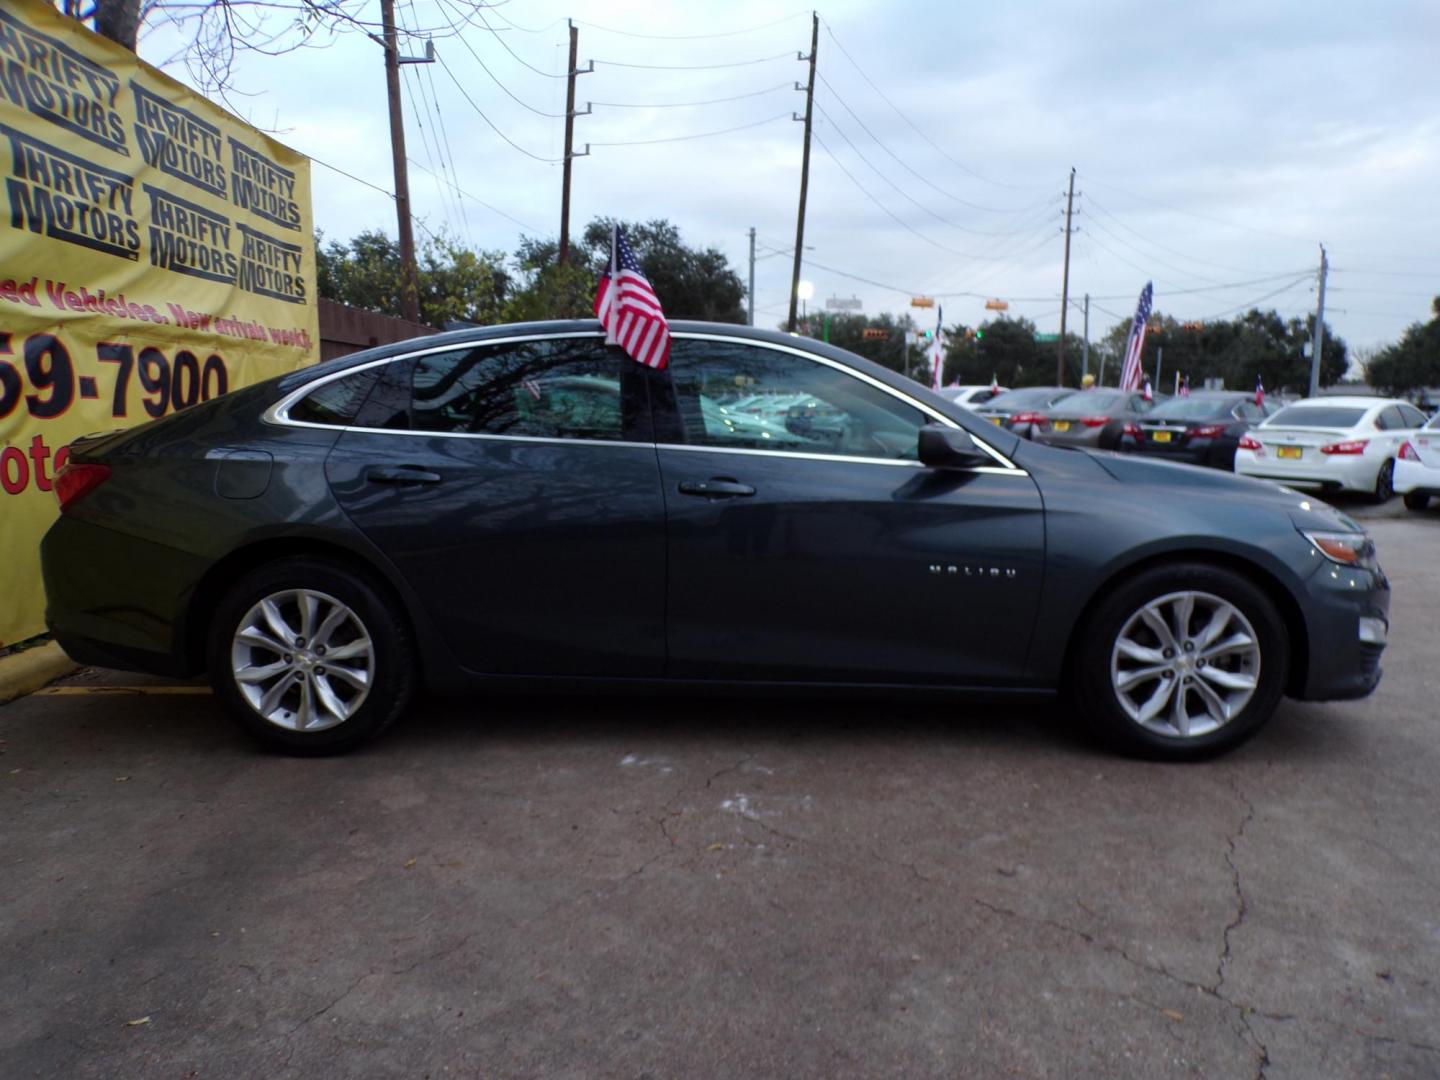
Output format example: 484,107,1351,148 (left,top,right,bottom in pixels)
576,218,747,323
316,229,509,328
1366,298,1440,395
